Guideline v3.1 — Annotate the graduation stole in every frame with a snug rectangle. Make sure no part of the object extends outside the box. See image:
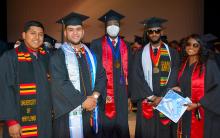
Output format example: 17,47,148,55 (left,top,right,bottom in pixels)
16,43,46,137
142,43,171,125
61,43,98,136
150,44,171,86
177,60,205,138
102,36,128,119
